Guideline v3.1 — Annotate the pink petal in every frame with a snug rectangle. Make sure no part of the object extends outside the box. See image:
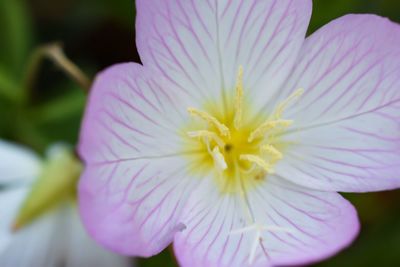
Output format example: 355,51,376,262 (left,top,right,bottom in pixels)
173,177,359,267
79,63,189,164
276,15,400,192
78,63,198,256
136,0,312,109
